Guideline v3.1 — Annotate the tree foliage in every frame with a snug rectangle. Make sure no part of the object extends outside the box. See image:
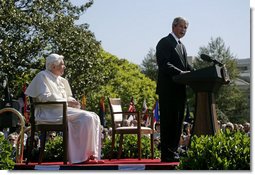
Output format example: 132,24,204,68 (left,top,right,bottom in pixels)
140,48,158,81
86,51,157,114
